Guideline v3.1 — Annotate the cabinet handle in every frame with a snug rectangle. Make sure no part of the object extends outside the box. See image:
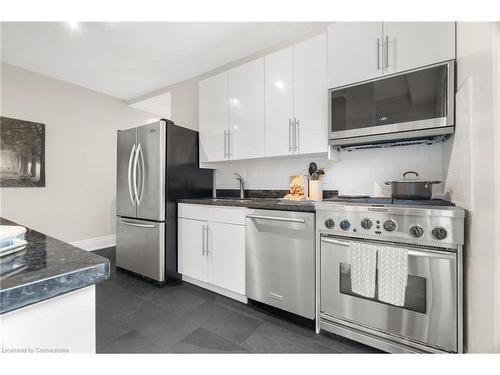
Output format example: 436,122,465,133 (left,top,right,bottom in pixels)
295,118,299,153
288,118,293,152
205,225,210,255
376,38,381,70
385,35,389,69
228,130,232,159
201,225,205,255
224,131,228,159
